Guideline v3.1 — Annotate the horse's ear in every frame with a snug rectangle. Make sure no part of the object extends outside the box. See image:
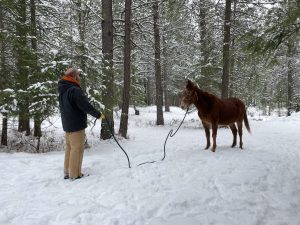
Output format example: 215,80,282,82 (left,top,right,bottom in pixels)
186,79,194,90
